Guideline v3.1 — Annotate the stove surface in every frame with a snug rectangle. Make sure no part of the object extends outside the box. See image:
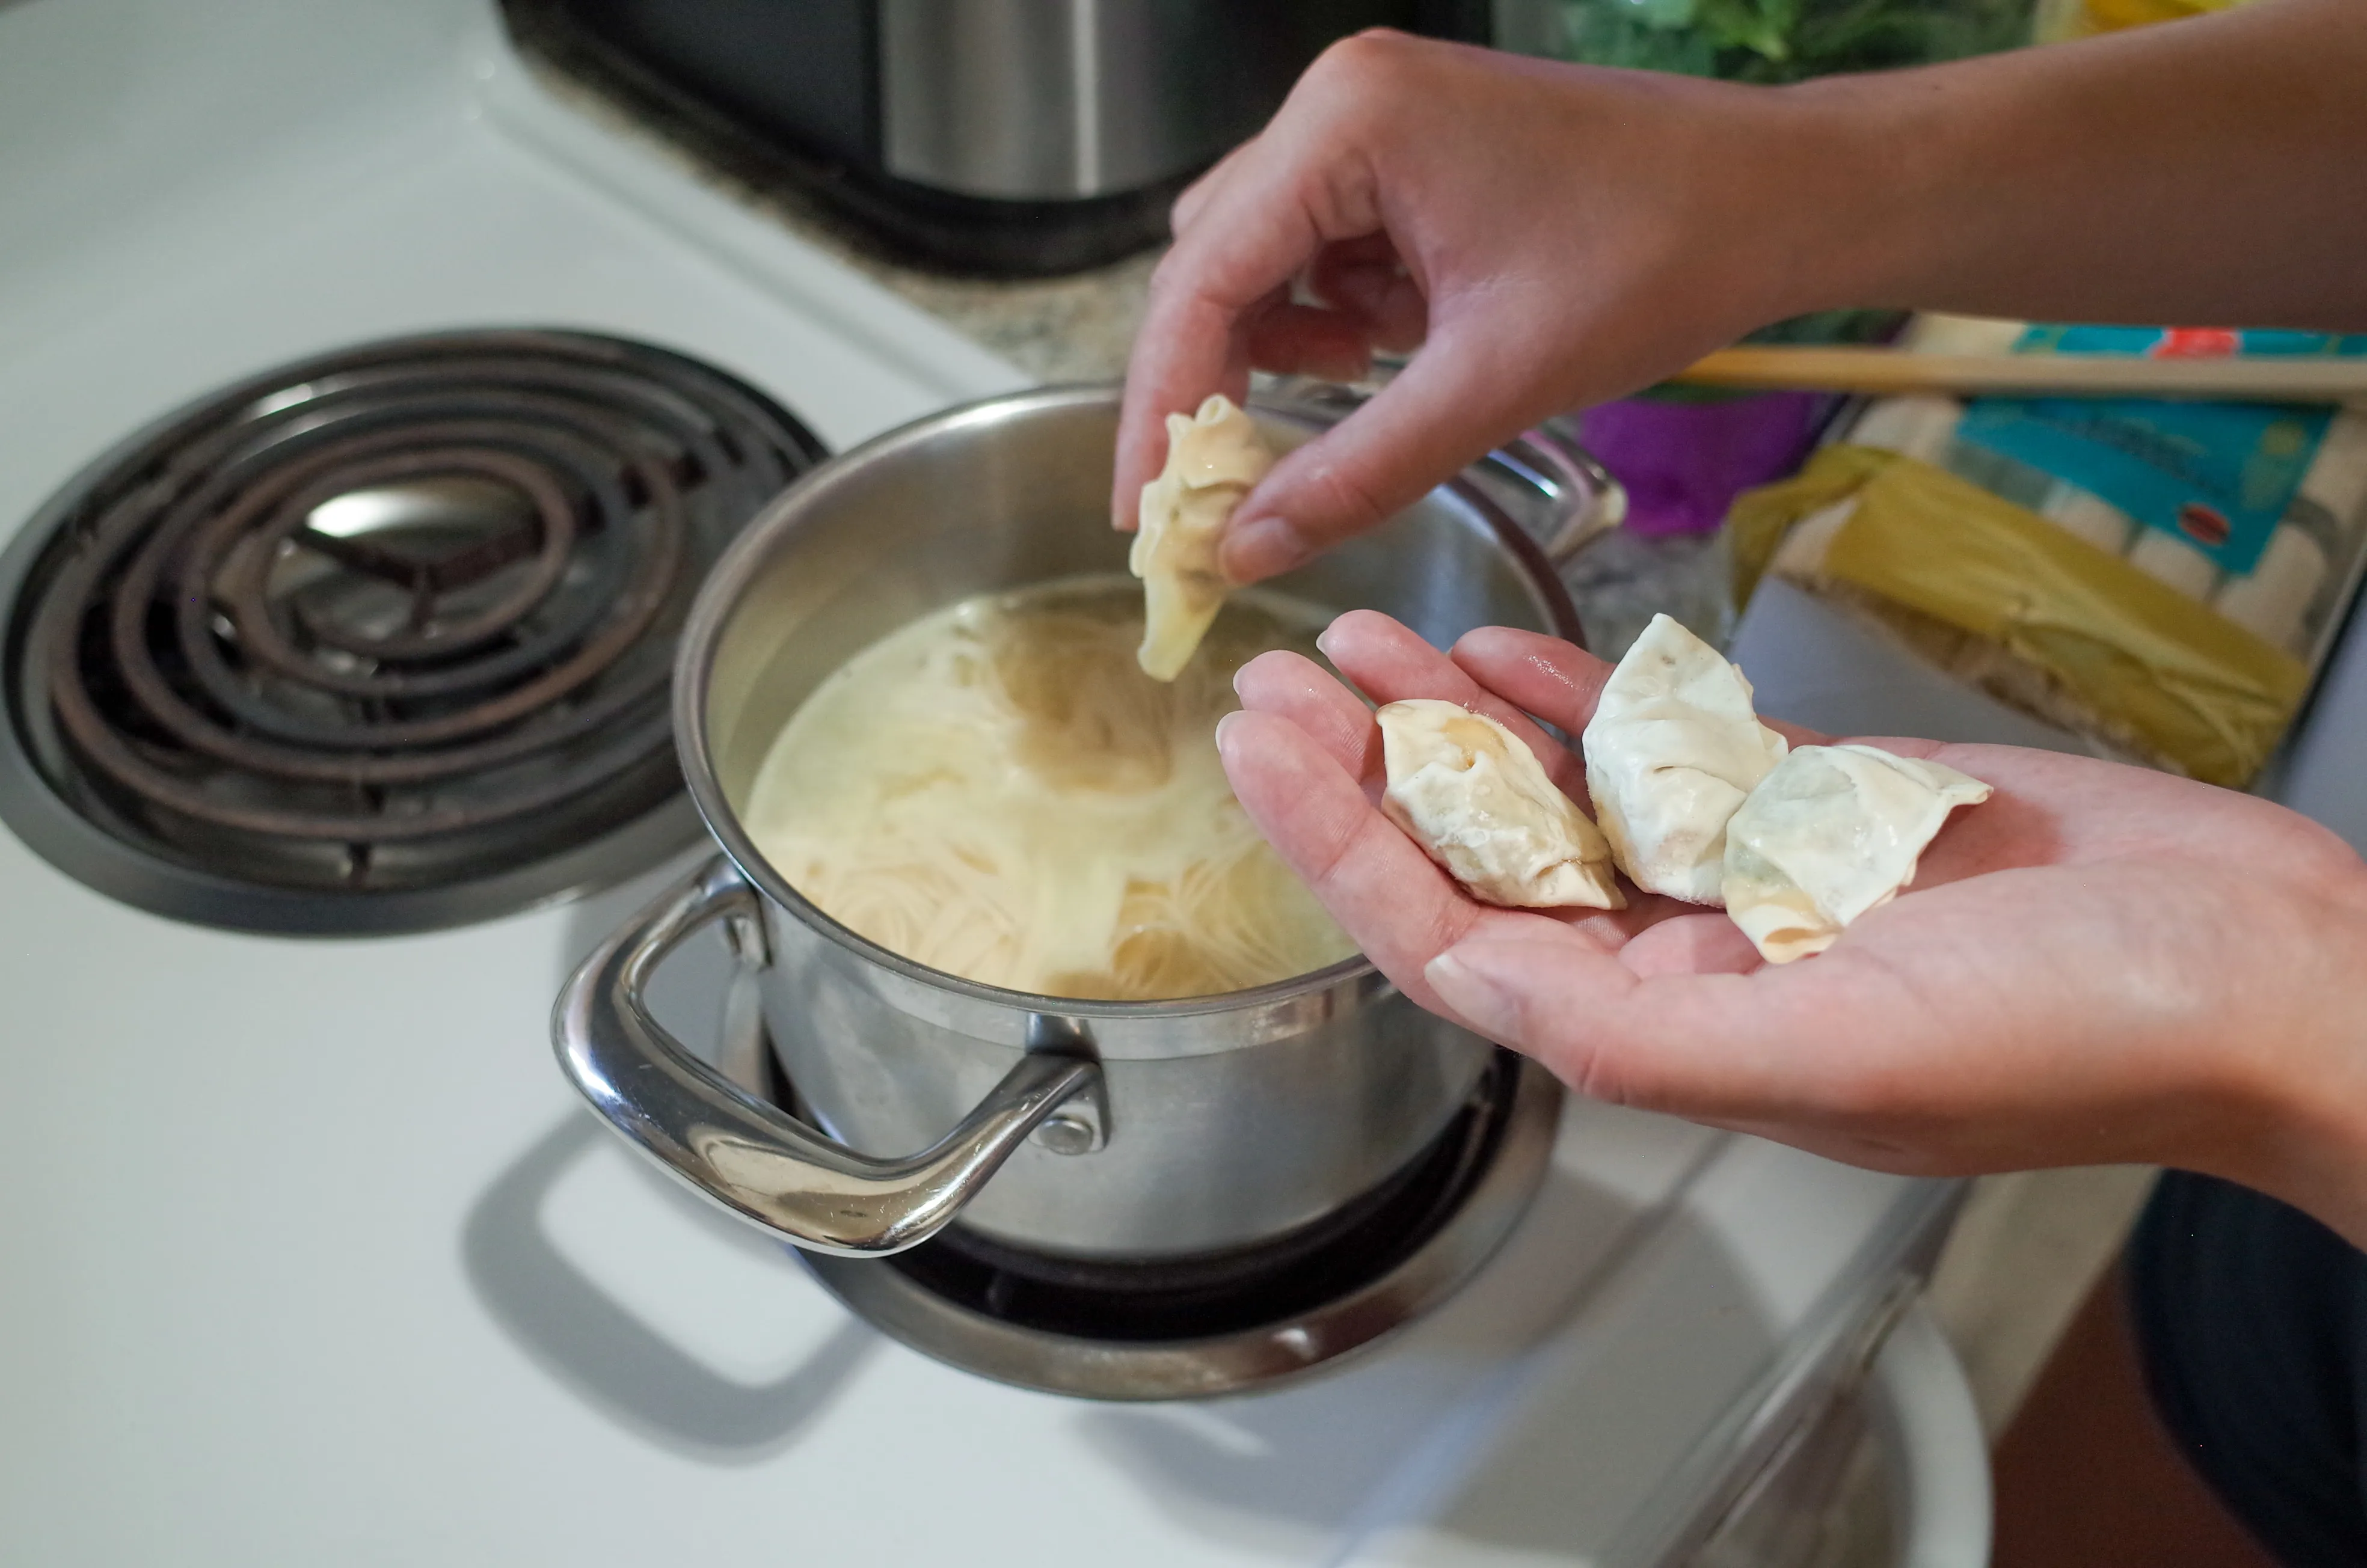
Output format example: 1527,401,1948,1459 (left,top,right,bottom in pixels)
0,4,1954,1565
1,327,824,931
